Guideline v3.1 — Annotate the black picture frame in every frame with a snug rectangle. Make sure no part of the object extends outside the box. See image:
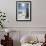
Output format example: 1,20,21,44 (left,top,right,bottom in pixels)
16,1,31,21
